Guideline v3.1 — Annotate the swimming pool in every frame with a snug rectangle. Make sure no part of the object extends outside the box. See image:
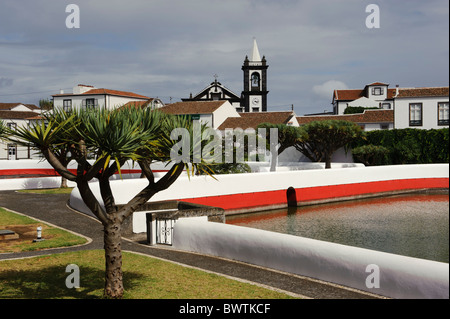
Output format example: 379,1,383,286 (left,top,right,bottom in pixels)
227,192,449,263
